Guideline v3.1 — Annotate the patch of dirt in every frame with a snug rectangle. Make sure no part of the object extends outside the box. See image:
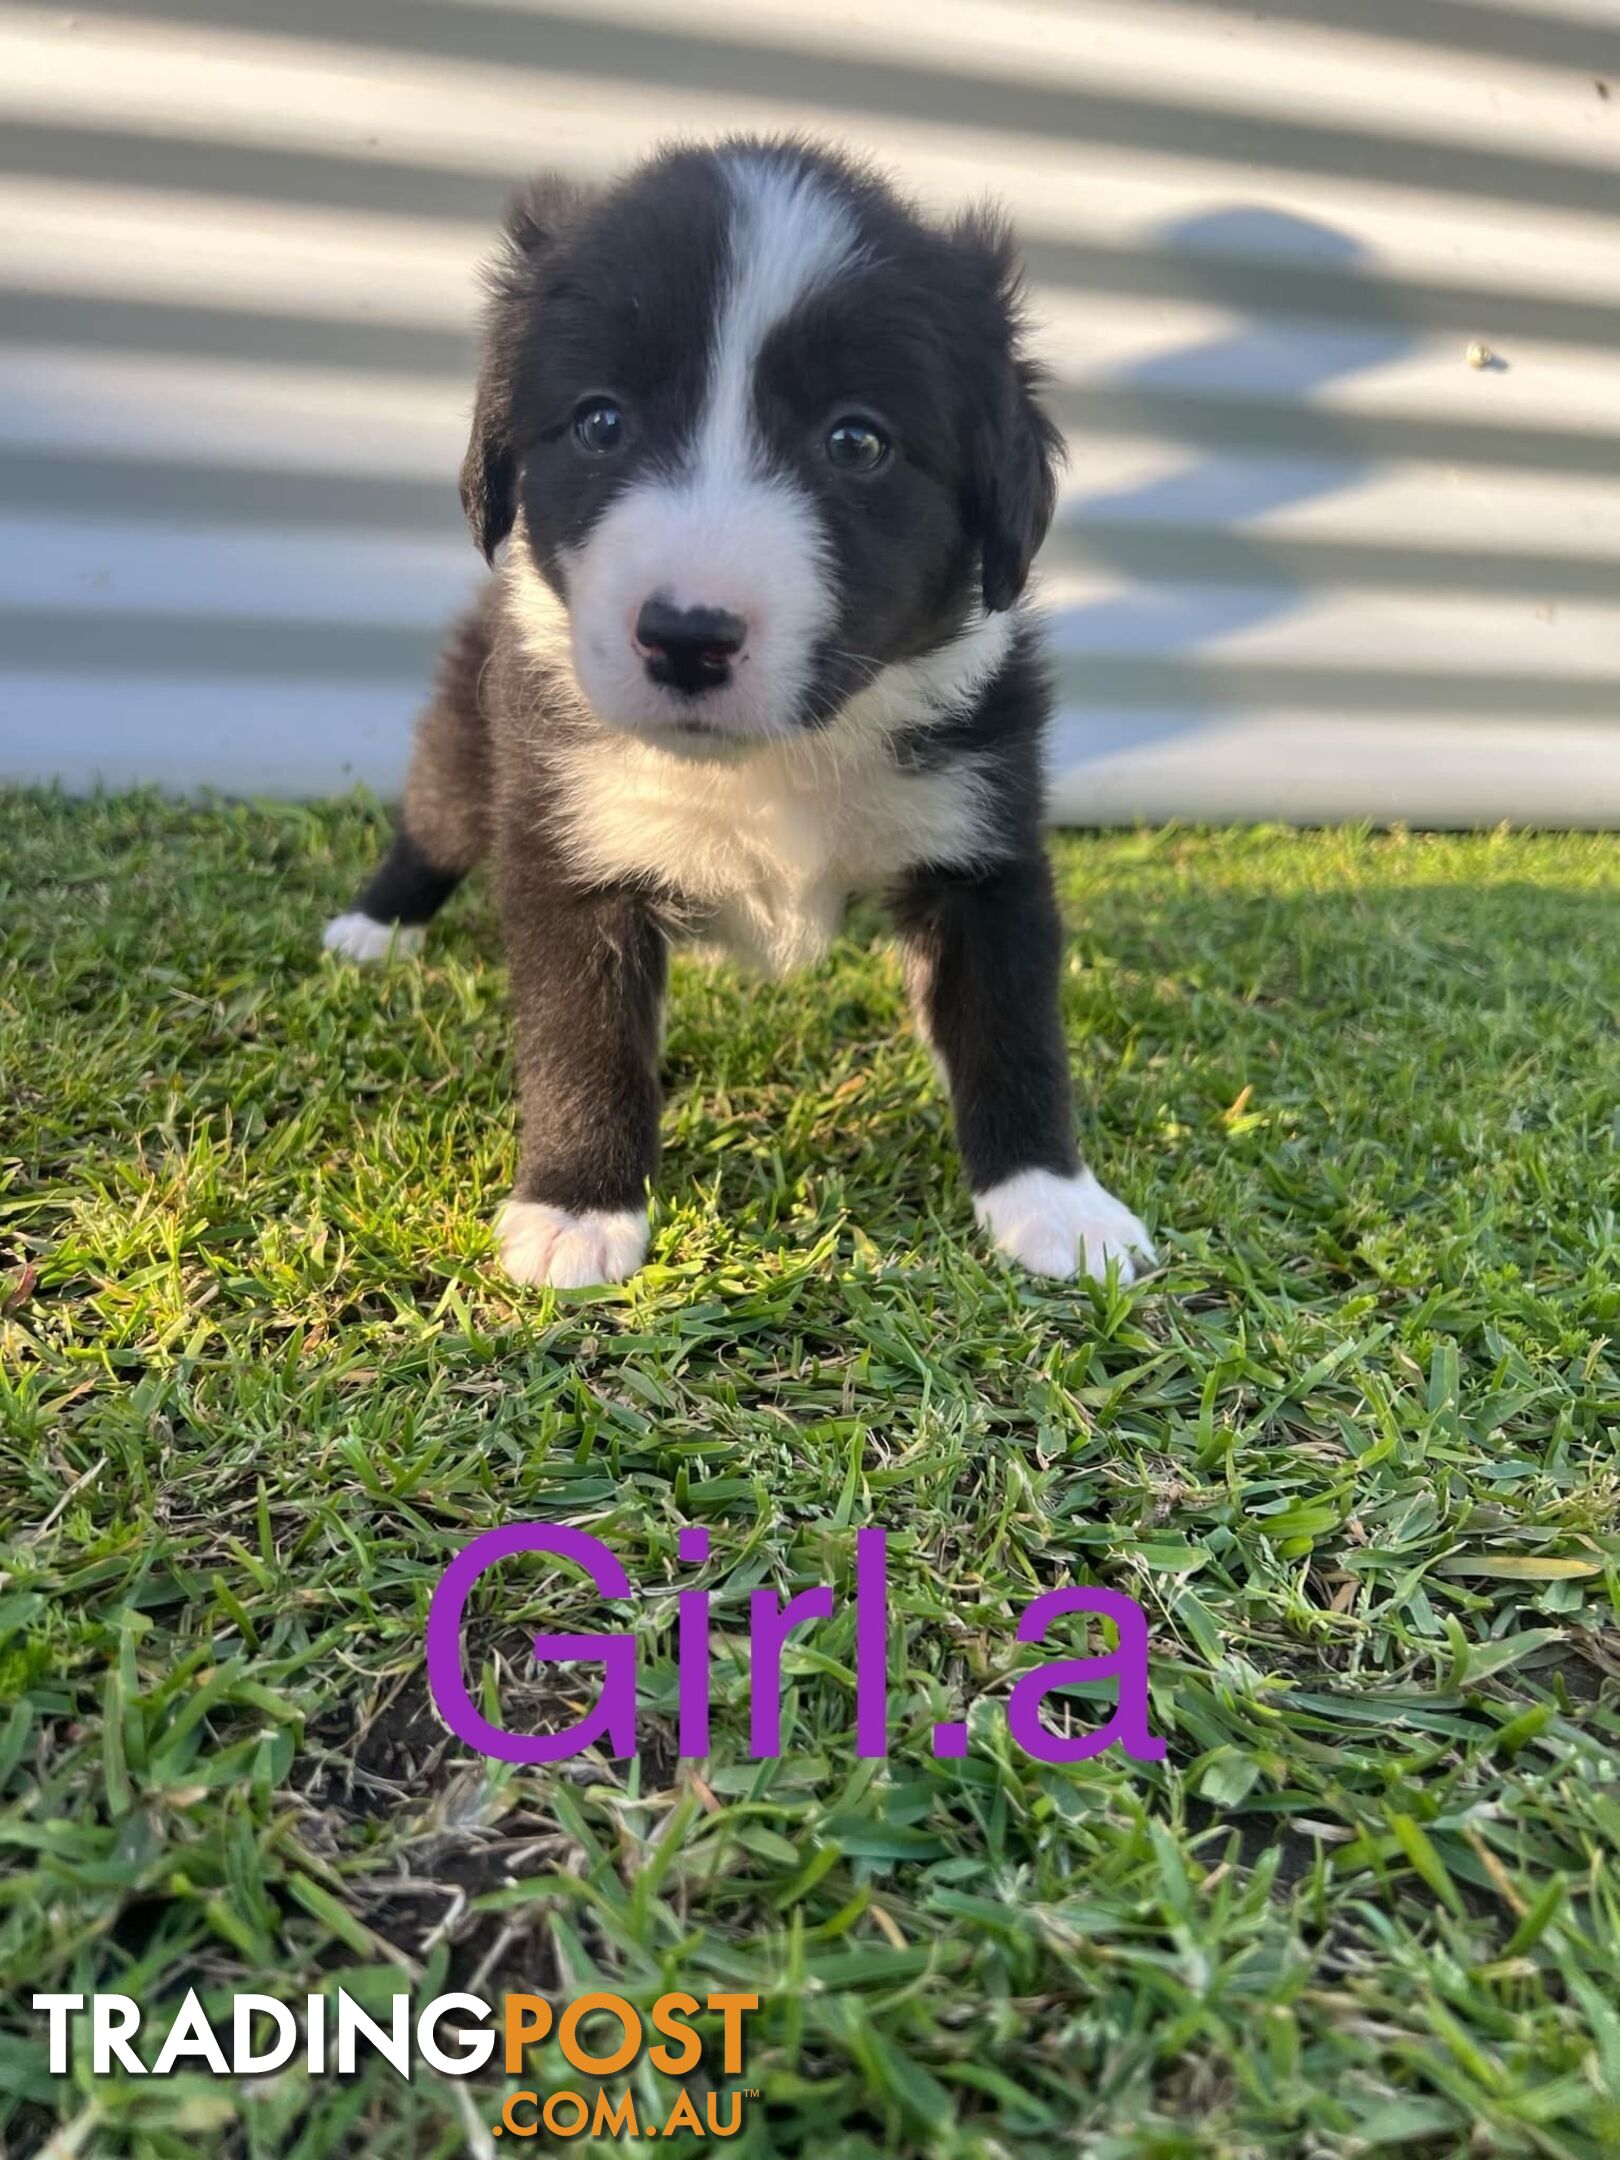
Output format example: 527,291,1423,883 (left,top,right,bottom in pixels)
294,1666,686,1995
1184,1796,1320,1892
302,1669,456,1821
